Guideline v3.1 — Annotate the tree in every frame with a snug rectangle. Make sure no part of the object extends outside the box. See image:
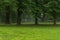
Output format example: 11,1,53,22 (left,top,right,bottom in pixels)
5,4,11,24
34,0,39,25
45,0,60,25
16,0,23,25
